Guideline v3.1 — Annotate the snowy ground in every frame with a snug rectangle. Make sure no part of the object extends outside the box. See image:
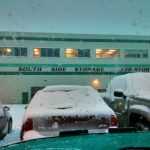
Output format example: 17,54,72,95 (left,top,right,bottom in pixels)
0,105,25,147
